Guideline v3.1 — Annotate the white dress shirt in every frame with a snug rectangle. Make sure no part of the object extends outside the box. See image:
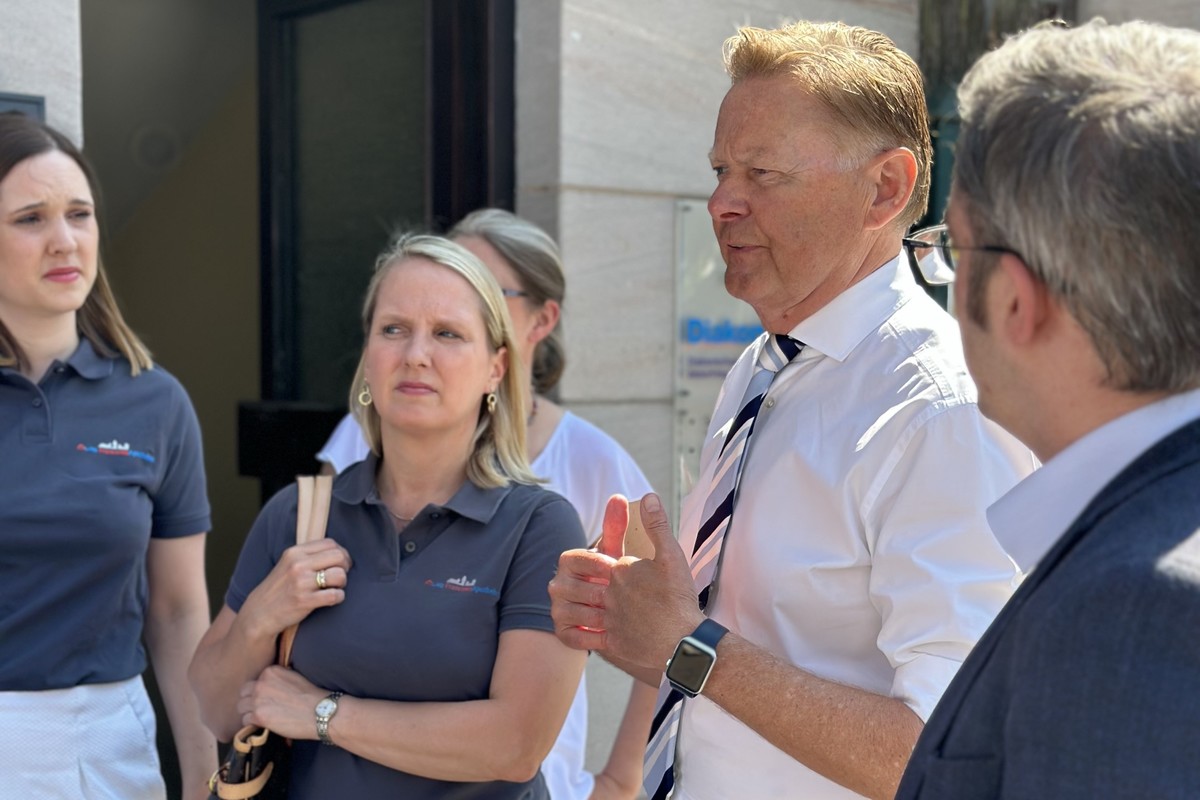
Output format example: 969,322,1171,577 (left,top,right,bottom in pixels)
674,255,1036,800
988,387,1200,572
